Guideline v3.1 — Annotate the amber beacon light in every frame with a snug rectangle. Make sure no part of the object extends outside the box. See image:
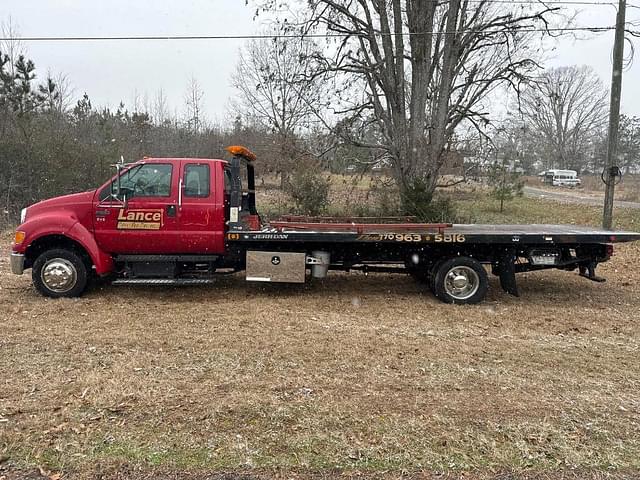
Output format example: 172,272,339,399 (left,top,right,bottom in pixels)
225,145,257,162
